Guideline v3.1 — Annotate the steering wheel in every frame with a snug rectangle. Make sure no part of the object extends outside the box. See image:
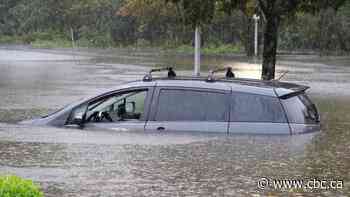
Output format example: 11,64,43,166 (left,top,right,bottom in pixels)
101,111,113,122
87,111,113,122
87,111,99,122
